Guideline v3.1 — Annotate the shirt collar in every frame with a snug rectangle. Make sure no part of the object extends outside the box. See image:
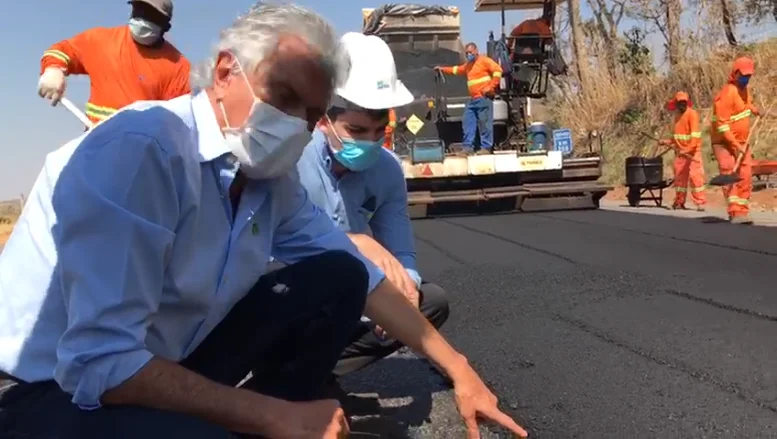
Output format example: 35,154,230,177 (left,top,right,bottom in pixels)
311,129,334,172
191,90,231,163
